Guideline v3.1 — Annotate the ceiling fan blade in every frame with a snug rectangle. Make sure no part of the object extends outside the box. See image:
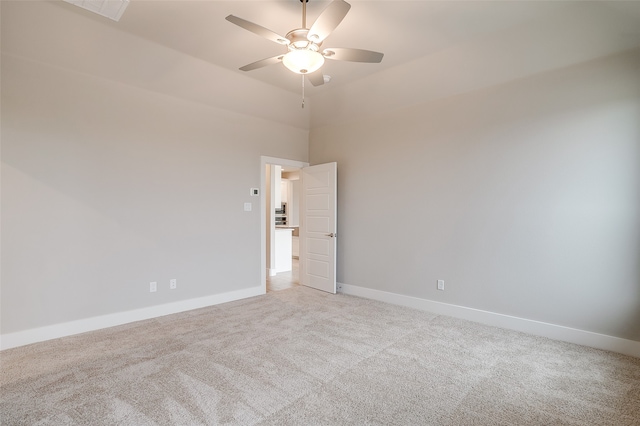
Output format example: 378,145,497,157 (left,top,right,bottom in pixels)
307,71,325,87
226,15,290,46
239,55,284,72
322,48,384,63
307,0,351,43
